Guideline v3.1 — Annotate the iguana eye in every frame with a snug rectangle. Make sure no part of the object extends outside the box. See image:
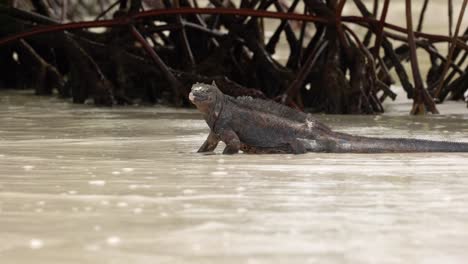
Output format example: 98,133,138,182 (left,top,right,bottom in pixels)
193,86,201,91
